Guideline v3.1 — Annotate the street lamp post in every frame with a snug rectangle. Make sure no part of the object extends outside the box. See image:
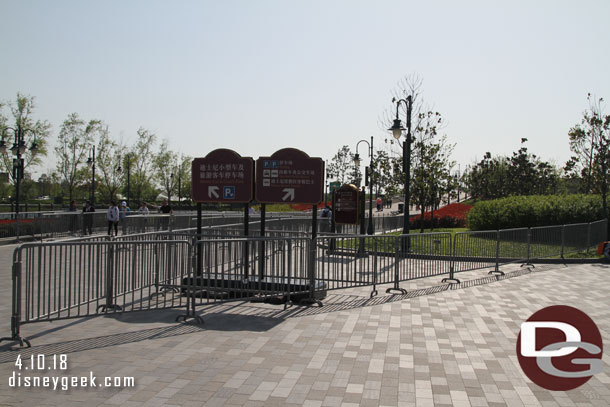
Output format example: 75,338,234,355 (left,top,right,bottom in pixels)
0,126,39,219
117,154,131,207
126,155,130,208
354,136,374,235
324,160,329,205
170,172,174,205
388,96,413,237
87,146,95,206
178,170,182,210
